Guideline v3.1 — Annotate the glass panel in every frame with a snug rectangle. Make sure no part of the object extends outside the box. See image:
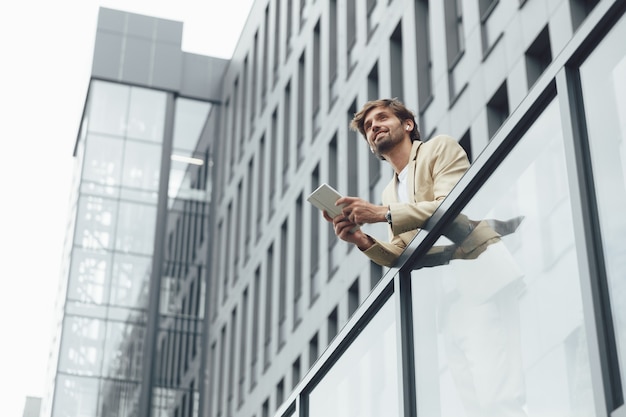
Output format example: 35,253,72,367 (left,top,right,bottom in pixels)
579,12,626,400
121,140,162,192
109,253,152,308
411,100,597,416
172,98,211,152
102,319,145,380
114,201,157,255
308,295,399,417
74,195,117,252
99,379,140,417
169,98,211,203
53,374,100,417
67,248,112,304
57,316,106,376
81,134,123,195
127,87,167,142
88,81,129,137
168,151,207,203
